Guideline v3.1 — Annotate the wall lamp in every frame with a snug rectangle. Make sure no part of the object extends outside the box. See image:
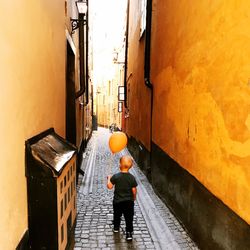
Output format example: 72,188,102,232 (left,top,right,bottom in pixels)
71,1,87,34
